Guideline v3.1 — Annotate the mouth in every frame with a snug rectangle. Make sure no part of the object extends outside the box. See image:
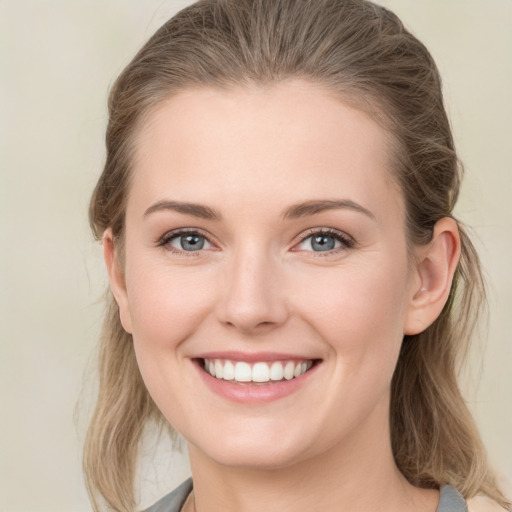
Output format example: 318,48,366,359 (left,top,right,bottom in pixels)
196,357,318,384
193,354,321,403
